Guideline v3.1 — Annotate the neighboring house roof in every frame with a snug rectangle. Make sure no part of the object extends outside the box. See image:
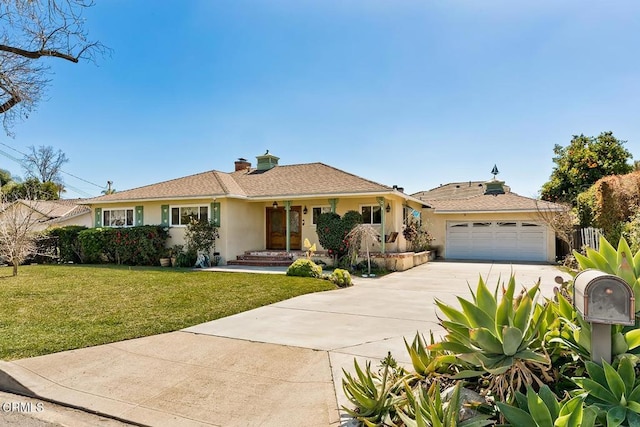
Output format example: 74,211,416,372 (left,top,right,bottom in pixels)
84,162,420,204
1,199,91,224
413,181,562,213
